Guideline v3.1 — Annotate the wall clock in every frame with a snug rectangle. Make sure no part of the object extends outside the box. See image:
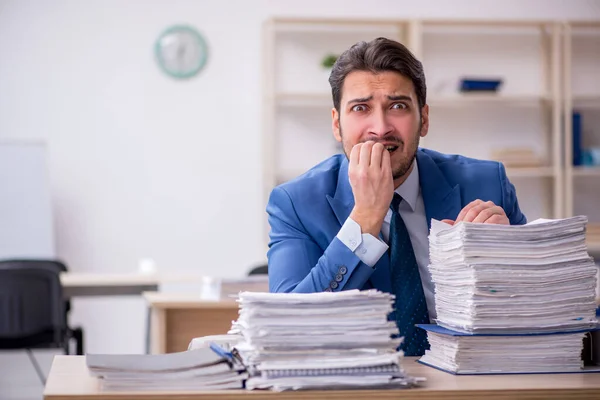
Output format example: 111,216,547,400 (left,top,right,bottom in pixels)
155,25,208,79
